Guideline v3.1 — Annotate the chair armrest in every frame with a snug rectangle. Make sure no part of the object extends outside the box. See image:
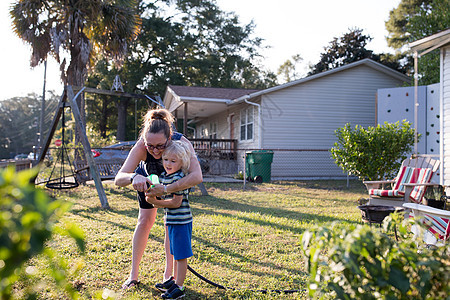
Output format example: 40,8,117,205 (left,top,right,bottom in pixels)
363,180,395,190
403,183,441,204
402,183,441,187
363,180,395,184
403,203,450,217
